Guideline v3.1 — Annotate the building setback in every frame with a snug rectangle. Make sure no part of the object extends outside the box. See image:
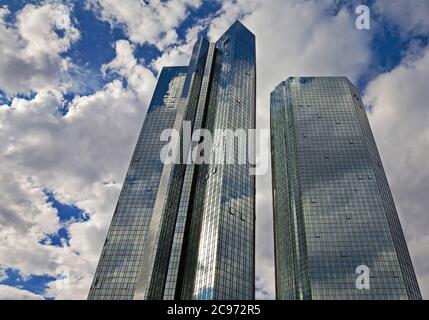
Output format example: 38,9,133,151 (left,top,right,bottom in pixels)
88,21,256,300
271,77,421,300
